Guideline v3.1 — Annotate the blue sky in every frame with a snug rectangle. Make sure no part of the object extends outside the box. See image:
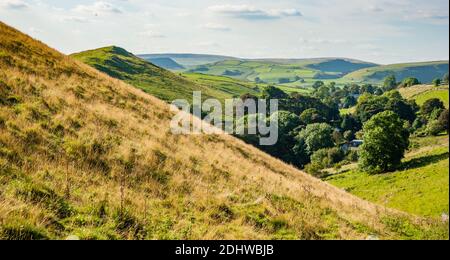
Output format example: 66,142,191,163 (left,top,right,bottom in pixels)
0,0,448,64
